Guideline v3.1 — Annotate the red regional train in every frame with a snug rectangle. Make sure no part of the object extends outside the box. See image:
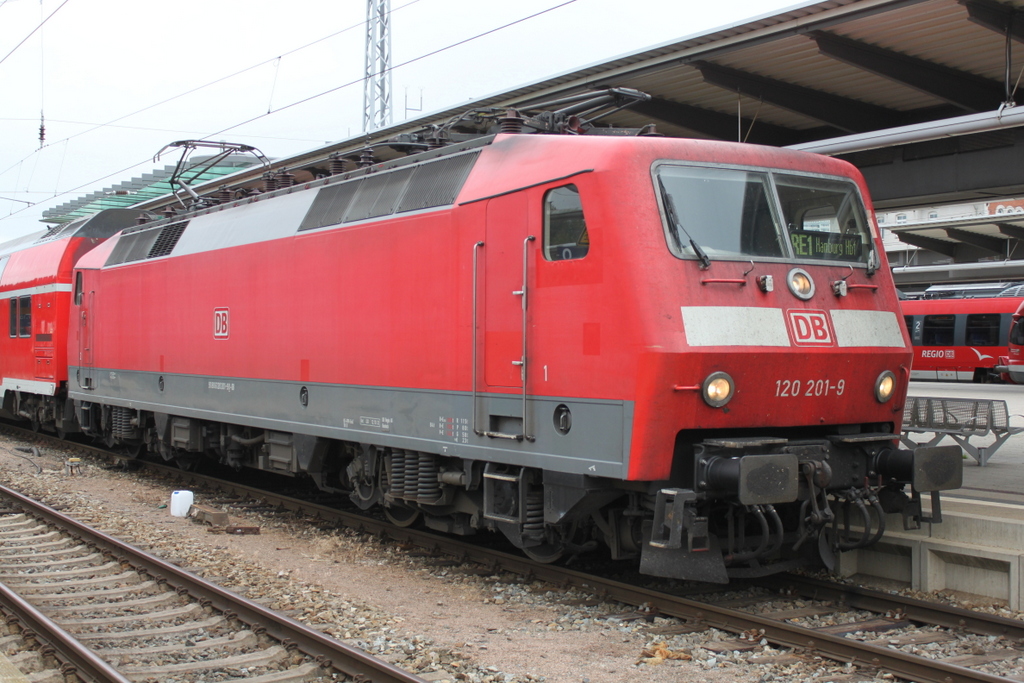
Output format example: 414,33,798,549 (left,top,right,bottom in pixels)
901,297,1023,382
0,125,962,582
